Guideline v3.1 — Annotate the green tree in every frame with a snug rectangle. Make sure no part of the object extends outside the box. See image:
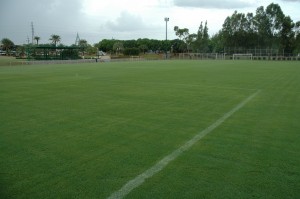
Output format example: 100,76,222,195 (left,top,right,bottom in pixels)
266,3,285,37
264,3,285,49
244,13,258,48
186,33,197,52
195,21,210,52
1,38,14,55
253,6,271,47
161,40,172,53
221,11,252,48
279,16,295,54
123,40,137,48
220,3,295,52
86,45,97,56
149,39,162,52
210,31,225,53
123,48,140,56
139,44,148,54
49,34,61,47
174,26,190,52
78,39,88,47
170,39,186,53
16,45,25,57
137,38,150,49
113,41,124,55
97,39,115,53
78,39,88,57
294,21,300,54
